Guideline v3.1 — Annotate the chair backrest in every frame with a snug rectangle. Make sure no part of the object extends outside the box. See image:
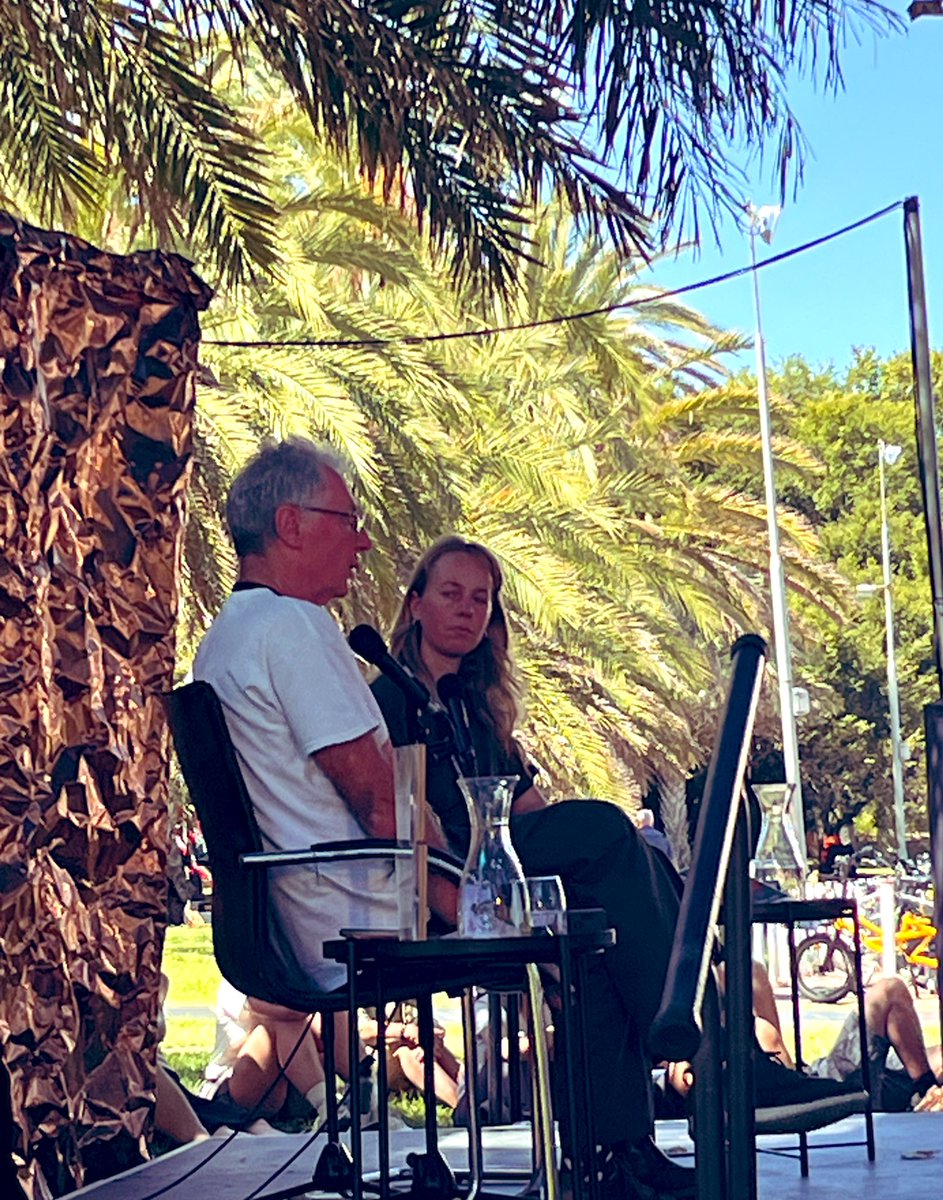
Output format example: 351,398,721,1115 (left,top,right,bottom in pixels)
164,680,326,1012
